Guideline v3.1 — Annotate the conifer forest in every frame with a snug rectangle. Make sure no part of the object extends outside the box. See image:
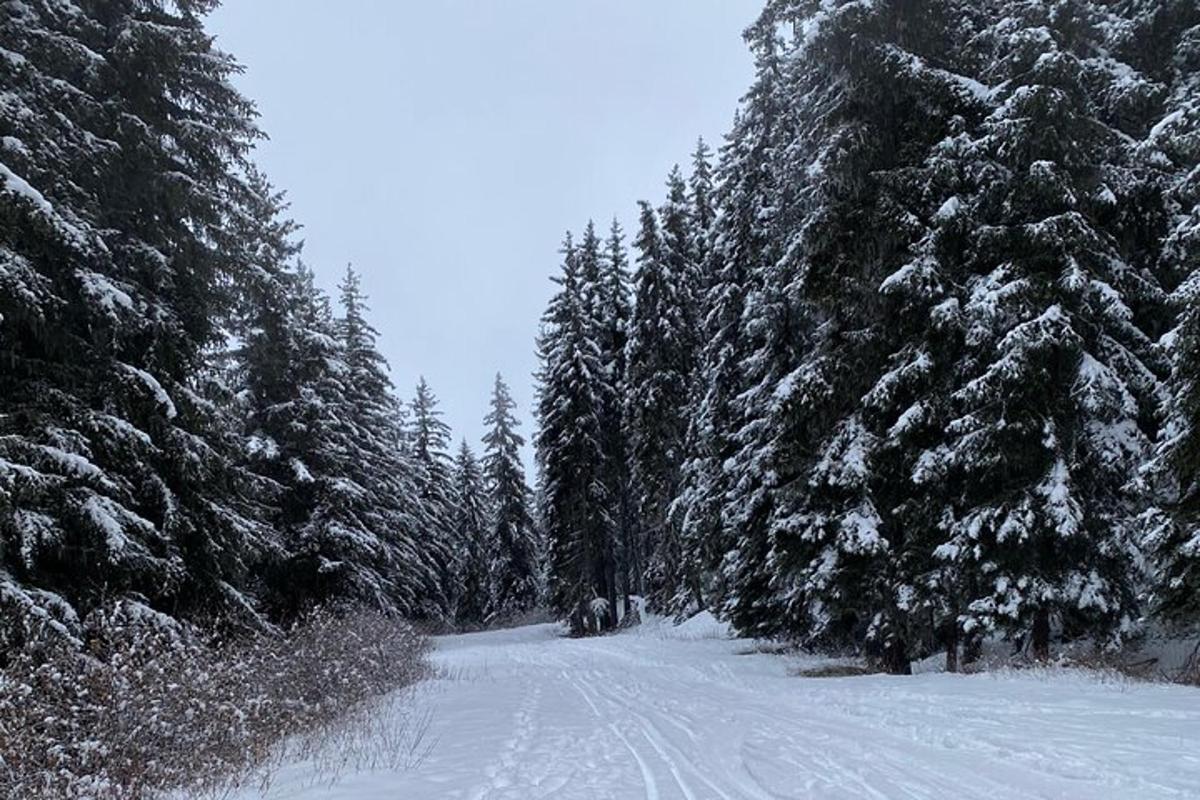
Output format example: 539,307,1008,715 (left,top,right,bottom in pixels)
3,1,1200,798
